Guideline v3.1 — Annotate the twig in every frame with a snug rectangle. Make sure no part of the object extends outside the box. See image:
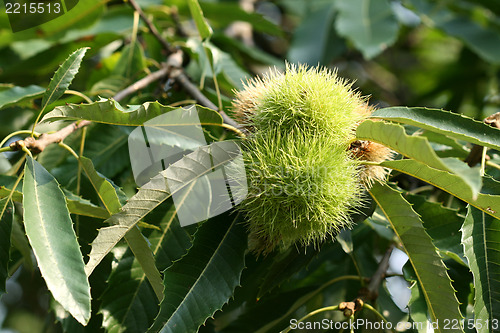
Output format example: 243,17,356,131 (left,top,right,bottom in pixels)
7,0,245,155
126,0,244,131
335,245,394,319
365,244,394,300
357,244,394,302
127,0,175,55
10,121,91,154
8,65,173,154
113,65,170,101
171,68,243,130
